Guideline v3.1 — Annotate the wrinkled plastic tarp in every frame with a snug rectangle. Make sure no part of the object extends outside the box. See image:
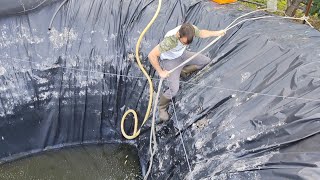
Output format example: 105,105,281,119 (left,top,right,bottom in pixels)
0,0,58,16
0,0,320,179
